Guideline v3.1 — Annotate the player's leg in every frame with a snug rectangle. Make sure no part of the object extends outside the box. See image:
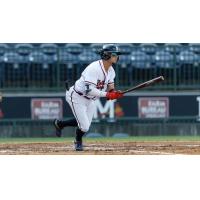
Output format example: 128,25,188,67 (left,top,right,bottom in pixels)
54,118,77,132
54,89,79,137
73,100,97,148
53,118,78,137
86,100,96,126
70,102,90,151
67,90,91,150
